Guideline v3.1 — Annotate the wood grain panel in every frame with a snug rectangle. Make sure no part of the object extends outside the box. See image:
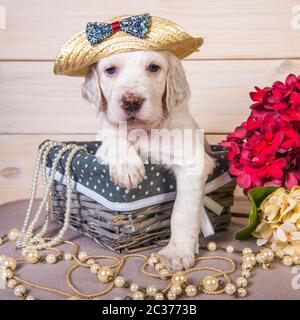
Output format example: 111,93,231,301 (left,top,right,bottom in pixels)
0,135,94,205
0,0,299,60
0,134,249,213
1,59,300,134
